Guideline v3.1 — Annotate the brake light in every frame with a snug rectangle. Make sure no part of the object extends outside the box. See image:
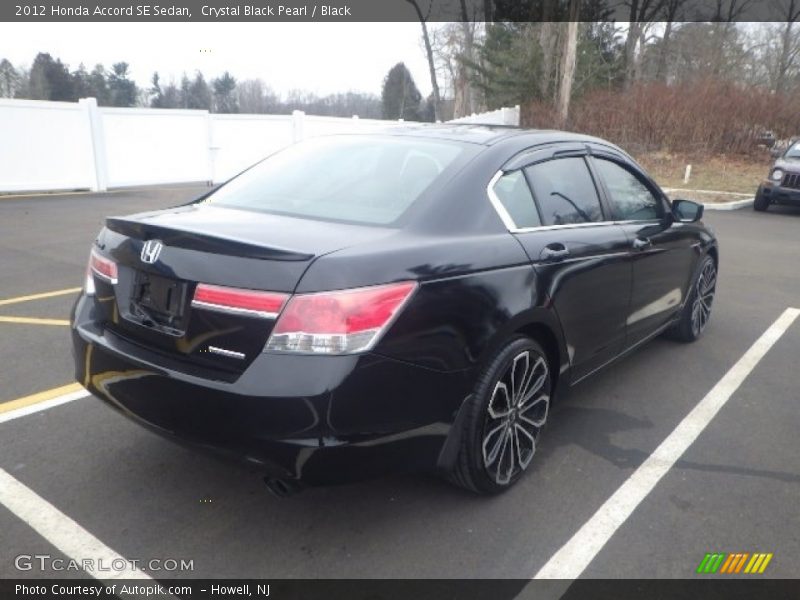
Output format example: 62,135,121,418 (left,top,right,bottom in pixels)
265,281,417,355
192,283,289,319
86,248,118,294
